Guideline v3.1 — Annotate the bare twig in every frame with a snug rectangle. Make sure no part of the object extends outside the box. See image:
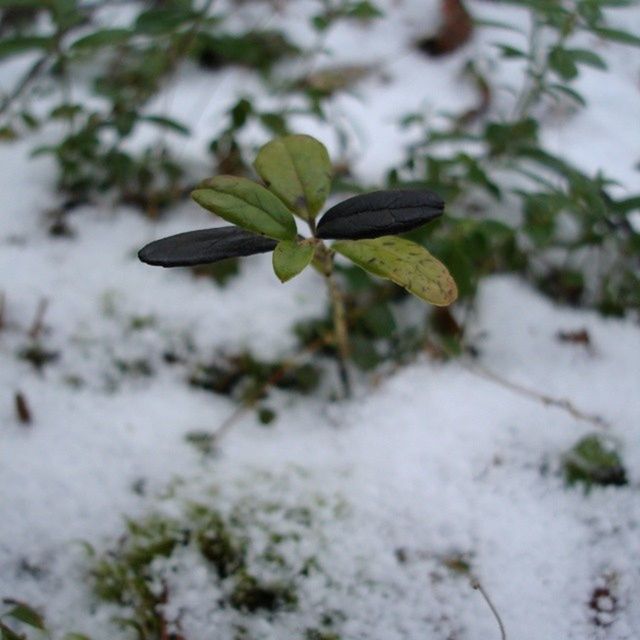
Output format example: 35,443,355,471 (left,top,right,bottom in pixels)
471,577,507,640
15,391,32,425
463,360,608,428
28,298,48,341
210,334,331,446
0,55,50,118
